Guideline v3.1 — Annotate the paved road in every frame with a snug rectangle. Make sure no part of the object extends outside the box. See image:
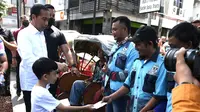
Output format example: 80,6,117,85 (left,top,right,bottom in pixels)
10,71,26,112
